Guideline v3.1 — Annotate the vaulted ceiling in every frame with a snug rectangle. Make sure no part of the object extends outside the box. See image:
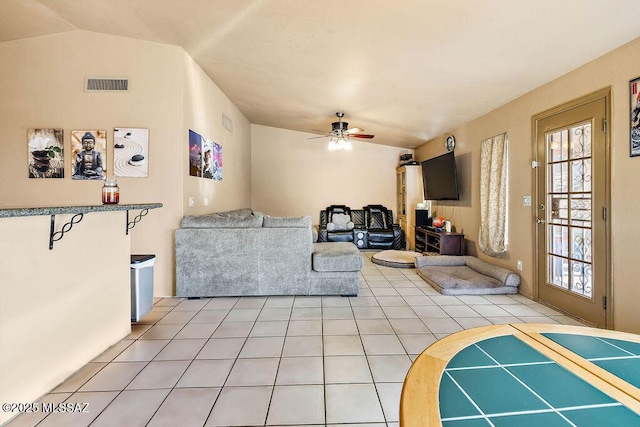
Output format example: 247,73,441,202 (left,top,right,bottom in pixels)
3,0,640,148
